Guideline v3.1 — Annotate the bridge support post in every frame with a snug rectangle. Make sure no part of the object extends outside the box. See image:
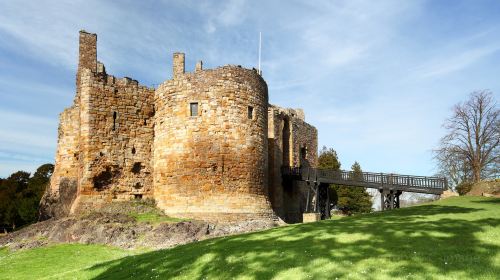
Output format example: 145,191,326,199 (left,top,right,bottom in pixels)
380,189,400,211
325,184,330,219
388,190,394,210
305,183,311,212
305,181,319,214
314,183,319,213
394,190,402,208
379,189,385,211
